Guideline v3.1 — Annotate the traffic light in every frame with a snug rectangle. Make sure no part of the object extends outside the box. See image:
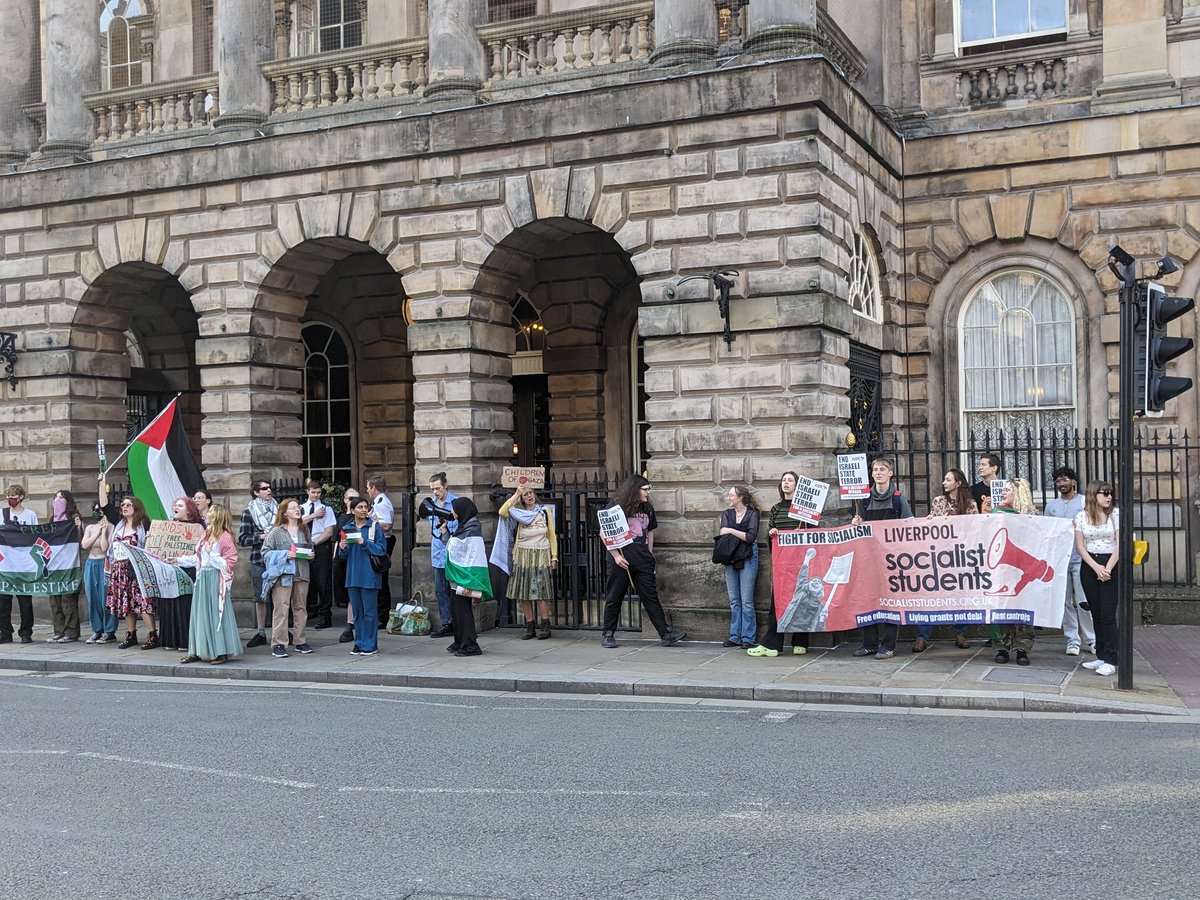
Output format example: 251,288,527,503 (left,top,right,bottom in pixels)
1136,283,1195,416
